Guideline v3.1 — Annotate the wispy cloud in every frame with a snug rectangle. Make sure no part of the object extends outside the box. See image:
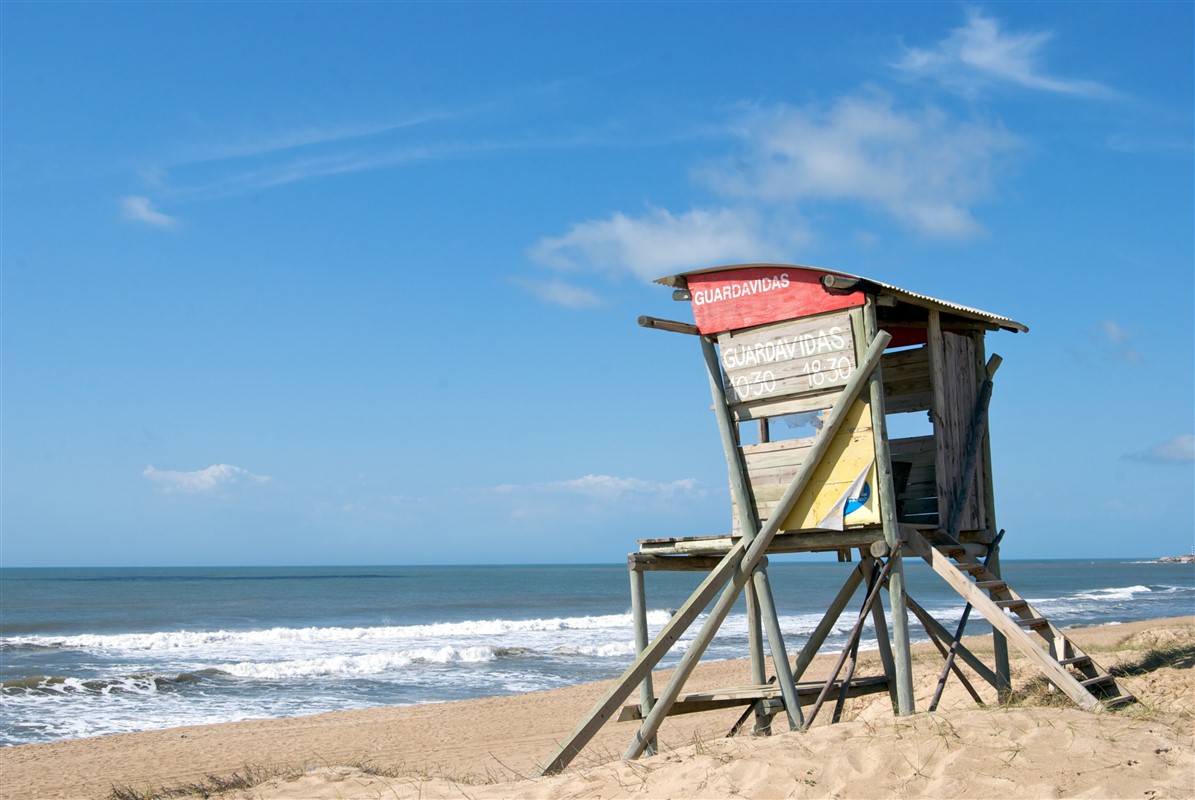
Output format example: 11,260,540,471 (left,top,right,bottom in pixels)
509,277,605,309
894,8,1116,98
484,473,705,519
120,195,177,229
523,92,1017,291
1123,435,1195,465
530,206,792,281
702,96,1018,239
143,464,271,494
170,115,453,168
1096,318,1144,364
